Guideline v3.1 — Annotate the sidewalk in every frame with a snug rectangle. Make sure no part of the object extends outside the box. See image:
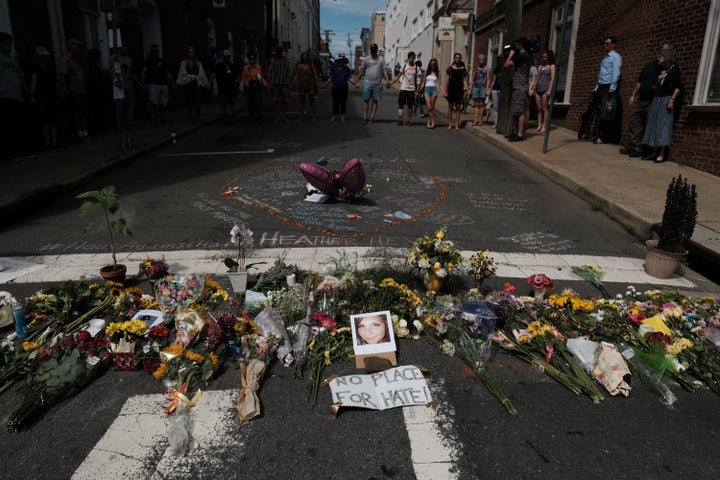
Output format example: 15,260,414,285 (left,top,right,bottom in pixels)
1,92,719,273
429,93,720,268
